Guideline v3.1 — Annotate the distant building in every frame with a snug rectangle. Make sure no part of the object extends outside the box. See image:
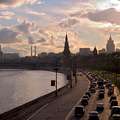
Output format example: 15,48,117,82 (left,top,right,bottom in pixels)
38,52,47,58
3,53,20,60
0,44,3,56
106,35,115,53
79,48,92,56
99,48,106,54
